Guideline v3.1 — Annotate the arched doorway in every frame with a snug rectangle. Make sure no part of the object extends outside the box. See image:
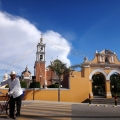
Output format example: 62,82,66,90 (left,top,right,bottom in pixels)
110,73,120,97
92,73,105,97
